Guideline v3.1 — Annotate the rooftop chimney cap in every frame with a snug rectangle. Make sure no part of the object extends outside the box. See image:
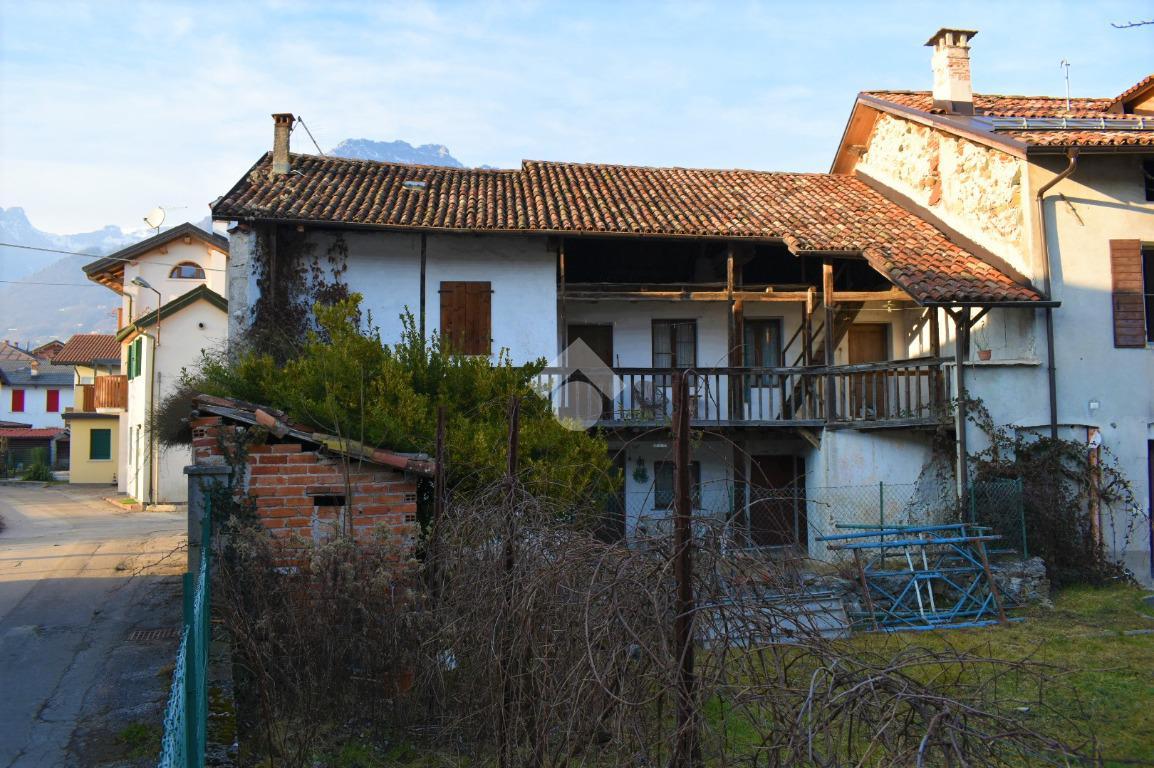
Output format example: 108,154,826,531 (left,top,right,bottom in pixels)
925,28,978,47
